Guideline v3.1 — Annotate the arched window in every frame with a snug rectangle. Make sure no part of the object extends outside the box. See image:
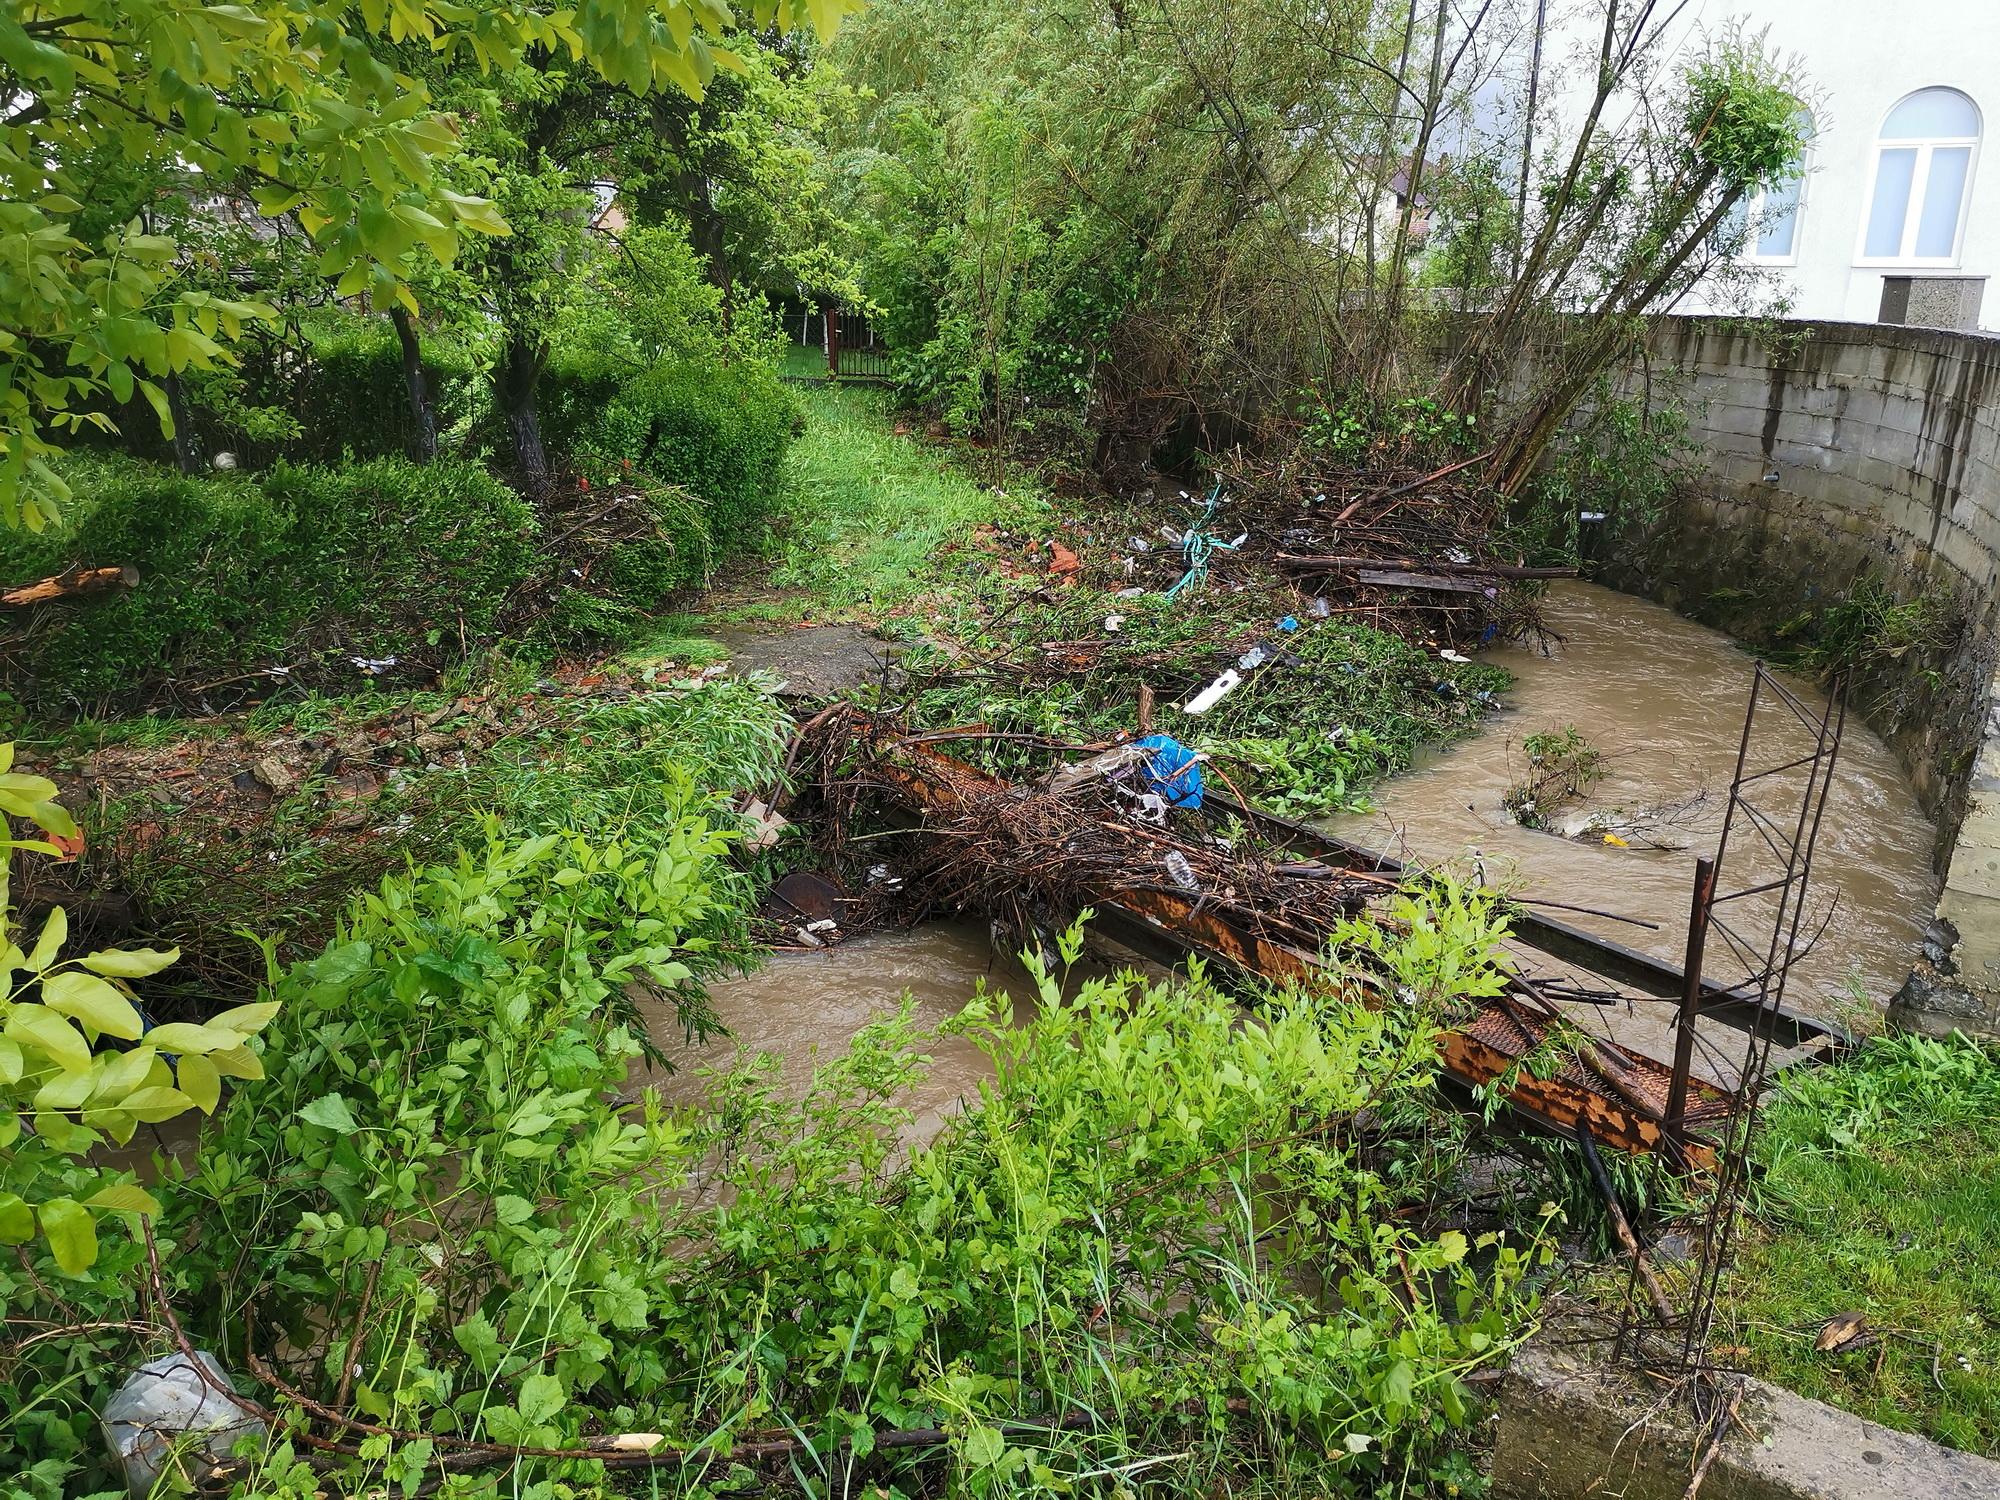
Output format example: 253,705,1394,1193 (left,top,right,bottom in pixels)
1859,87,1981,264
